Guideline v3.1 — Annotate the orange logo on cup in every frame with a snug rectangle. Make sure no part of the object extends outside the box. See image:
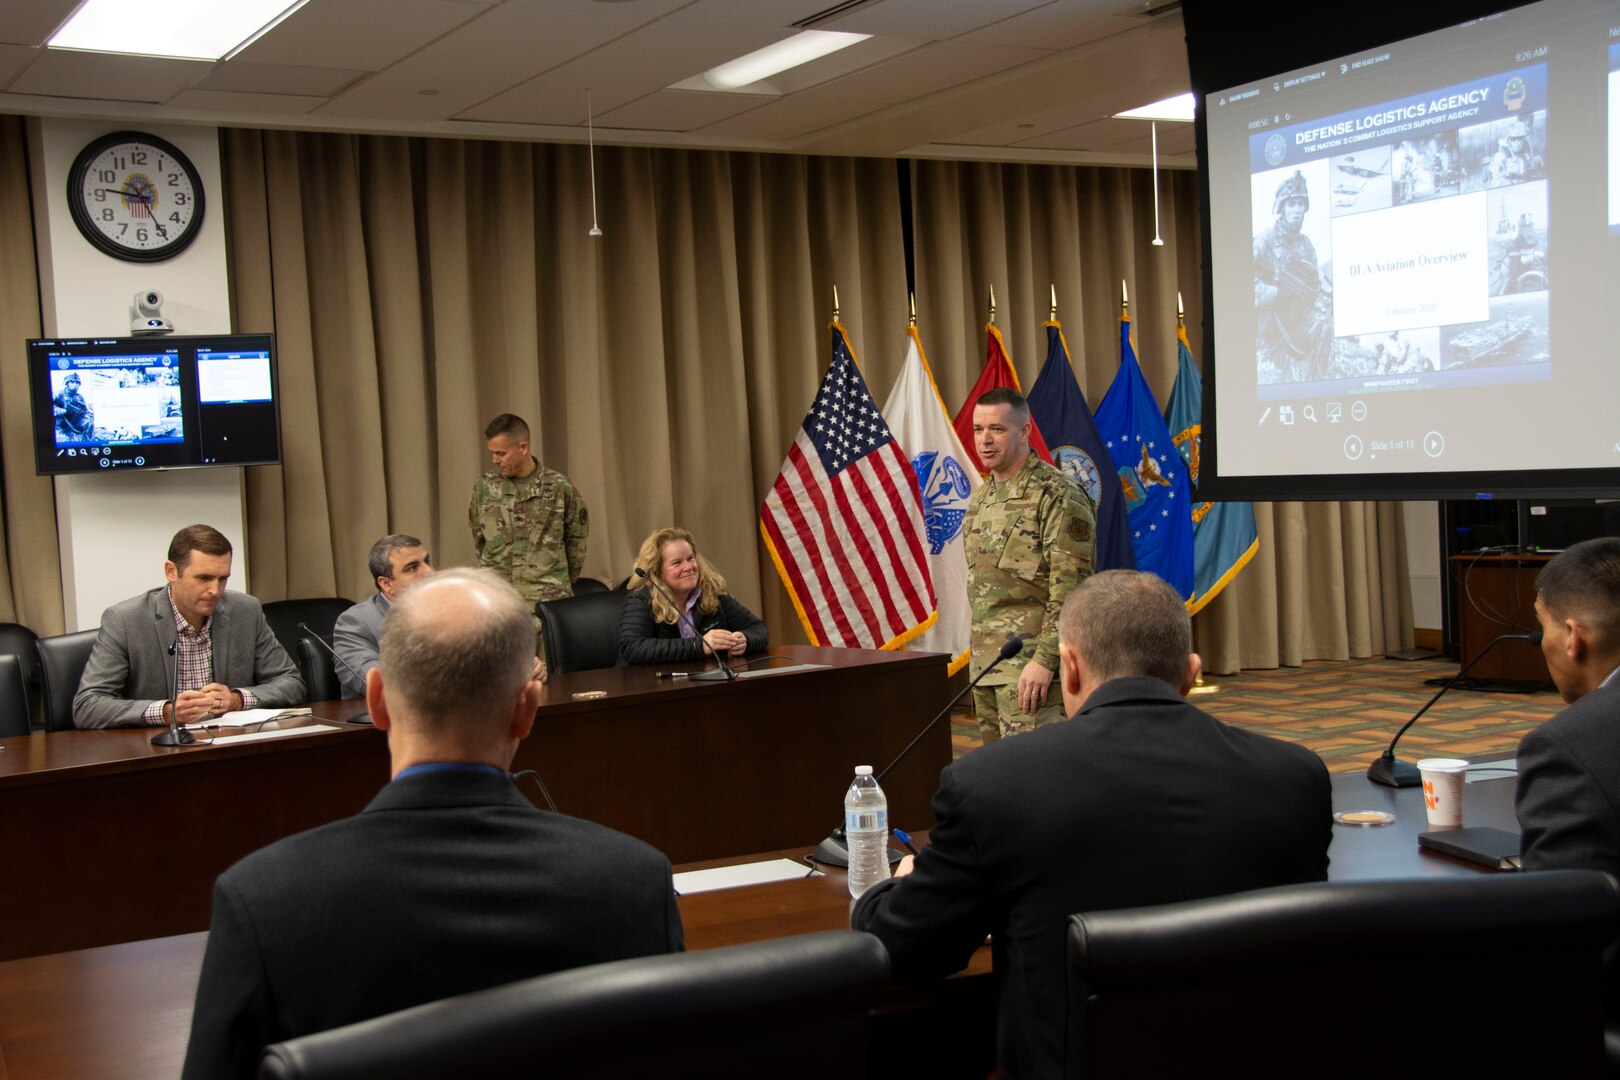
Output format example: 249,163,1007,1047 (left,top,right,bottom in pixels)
1423,778,1438,809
